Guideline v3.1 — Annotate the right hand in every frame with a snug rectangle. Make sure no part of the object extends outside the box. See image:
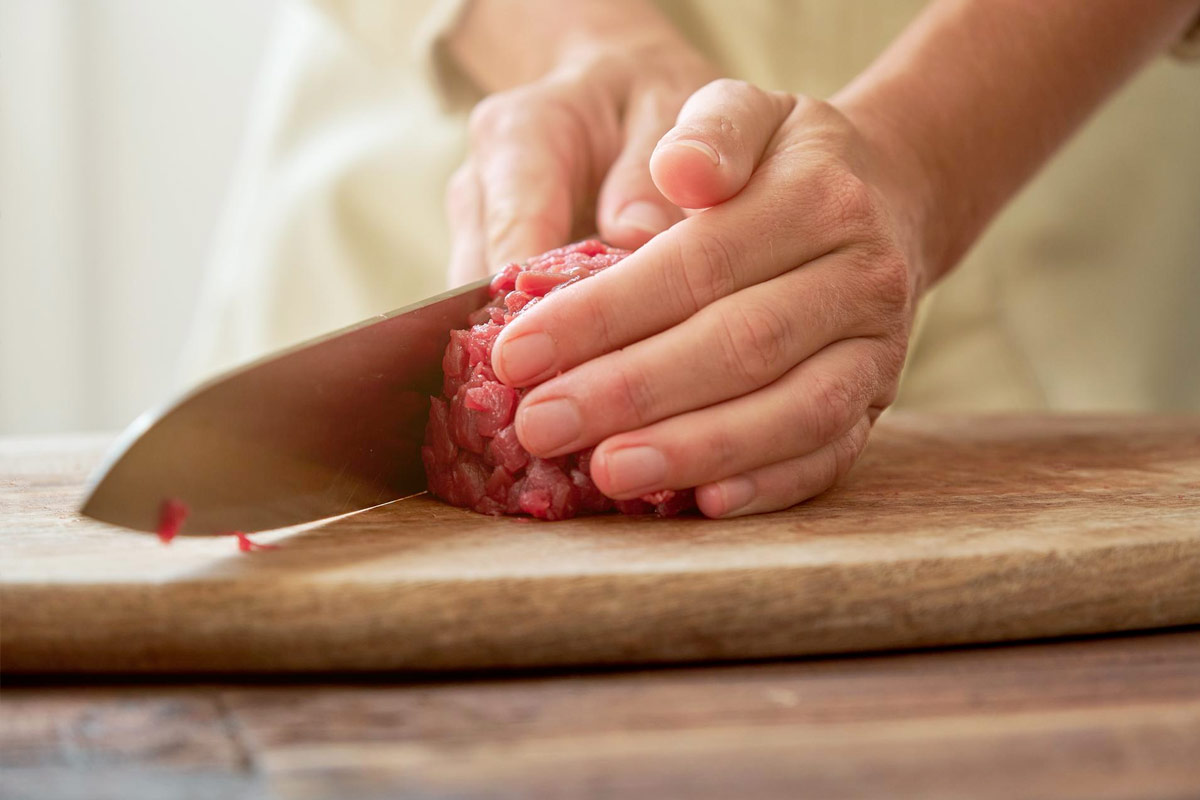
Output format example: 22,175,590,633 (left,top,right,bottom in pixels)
446,28,718,285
